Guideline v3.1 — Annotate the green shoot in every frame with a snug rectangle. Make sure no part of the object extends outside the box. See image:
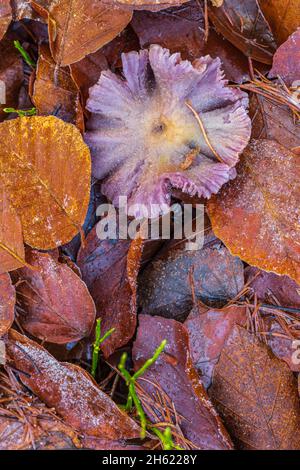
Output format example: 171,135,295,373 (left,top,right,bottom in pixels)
118,339,167,439
14,40,36,68
151,426,183,450
91,318,115,378
3,107,36,117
